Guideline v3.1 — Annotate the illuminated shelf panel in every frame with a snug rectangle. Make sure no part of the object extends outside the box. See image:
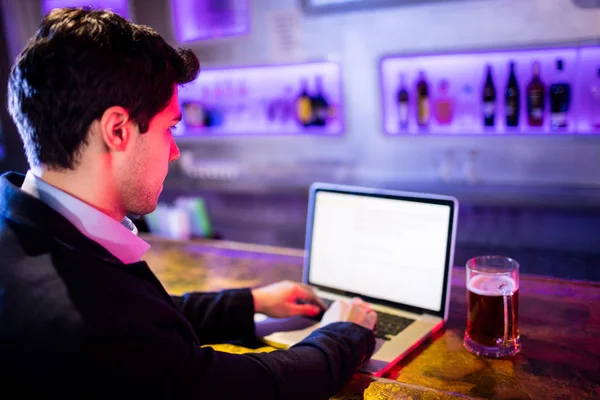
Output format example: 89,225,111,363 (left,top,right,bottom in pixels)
176,61,344,137
171,0,250,42
380,45,600,135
